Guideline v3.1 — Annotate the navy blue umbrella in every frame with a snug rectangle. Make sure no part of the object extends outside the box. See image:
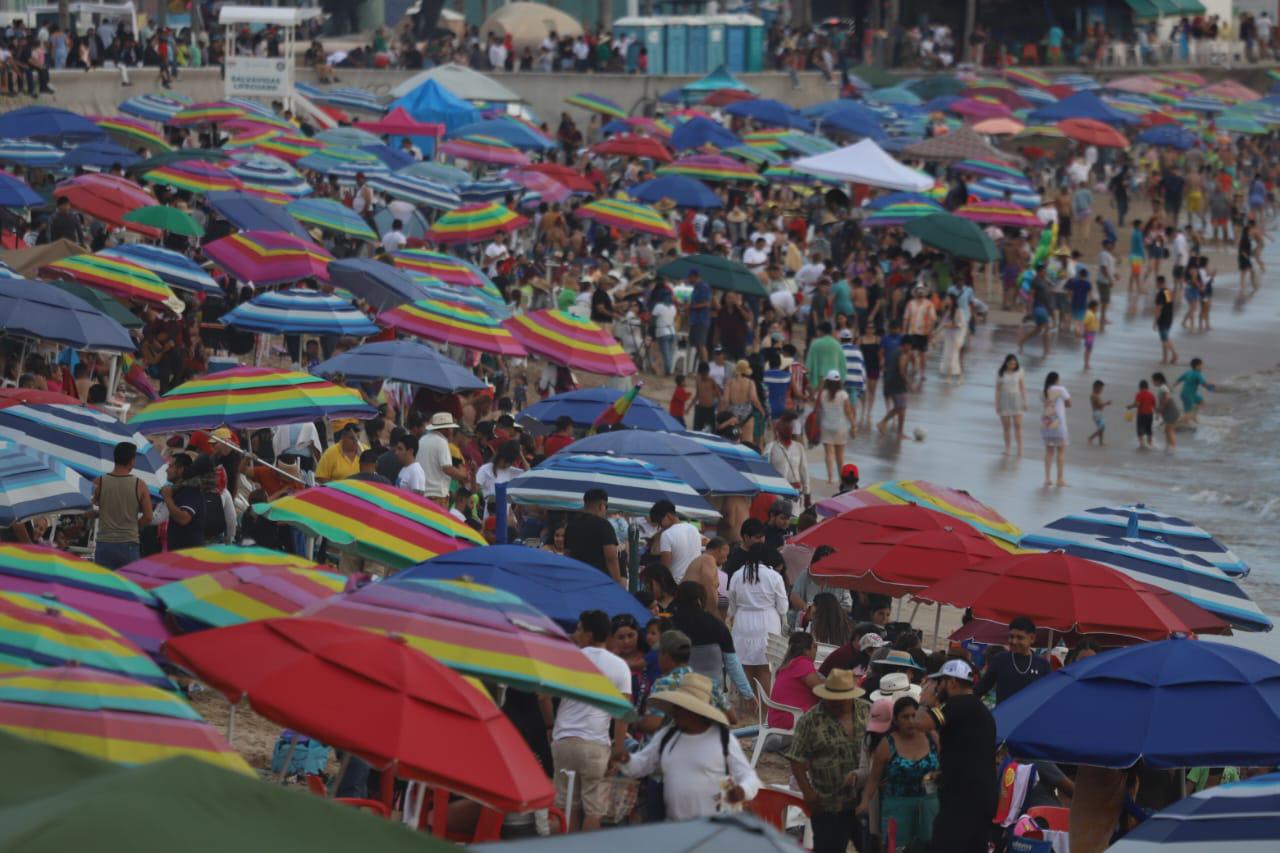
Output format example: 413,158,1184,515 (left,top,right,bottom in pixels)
820,106,890,139
60,141,142,171
724,98,814,131
627,176,722,209
670,116,740,151
203,191,311,240
0,439,93,526
1136,125,1199,151
0,173,44,208
395,545,652,630
358,143,415,170
0,106,105,144
556,430,755,495
0,278,135,352
328,258,429,312
449,119,556,151
995,638,1280,769
311,339,485,393
1108,770,1280,852
518,388,685,434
